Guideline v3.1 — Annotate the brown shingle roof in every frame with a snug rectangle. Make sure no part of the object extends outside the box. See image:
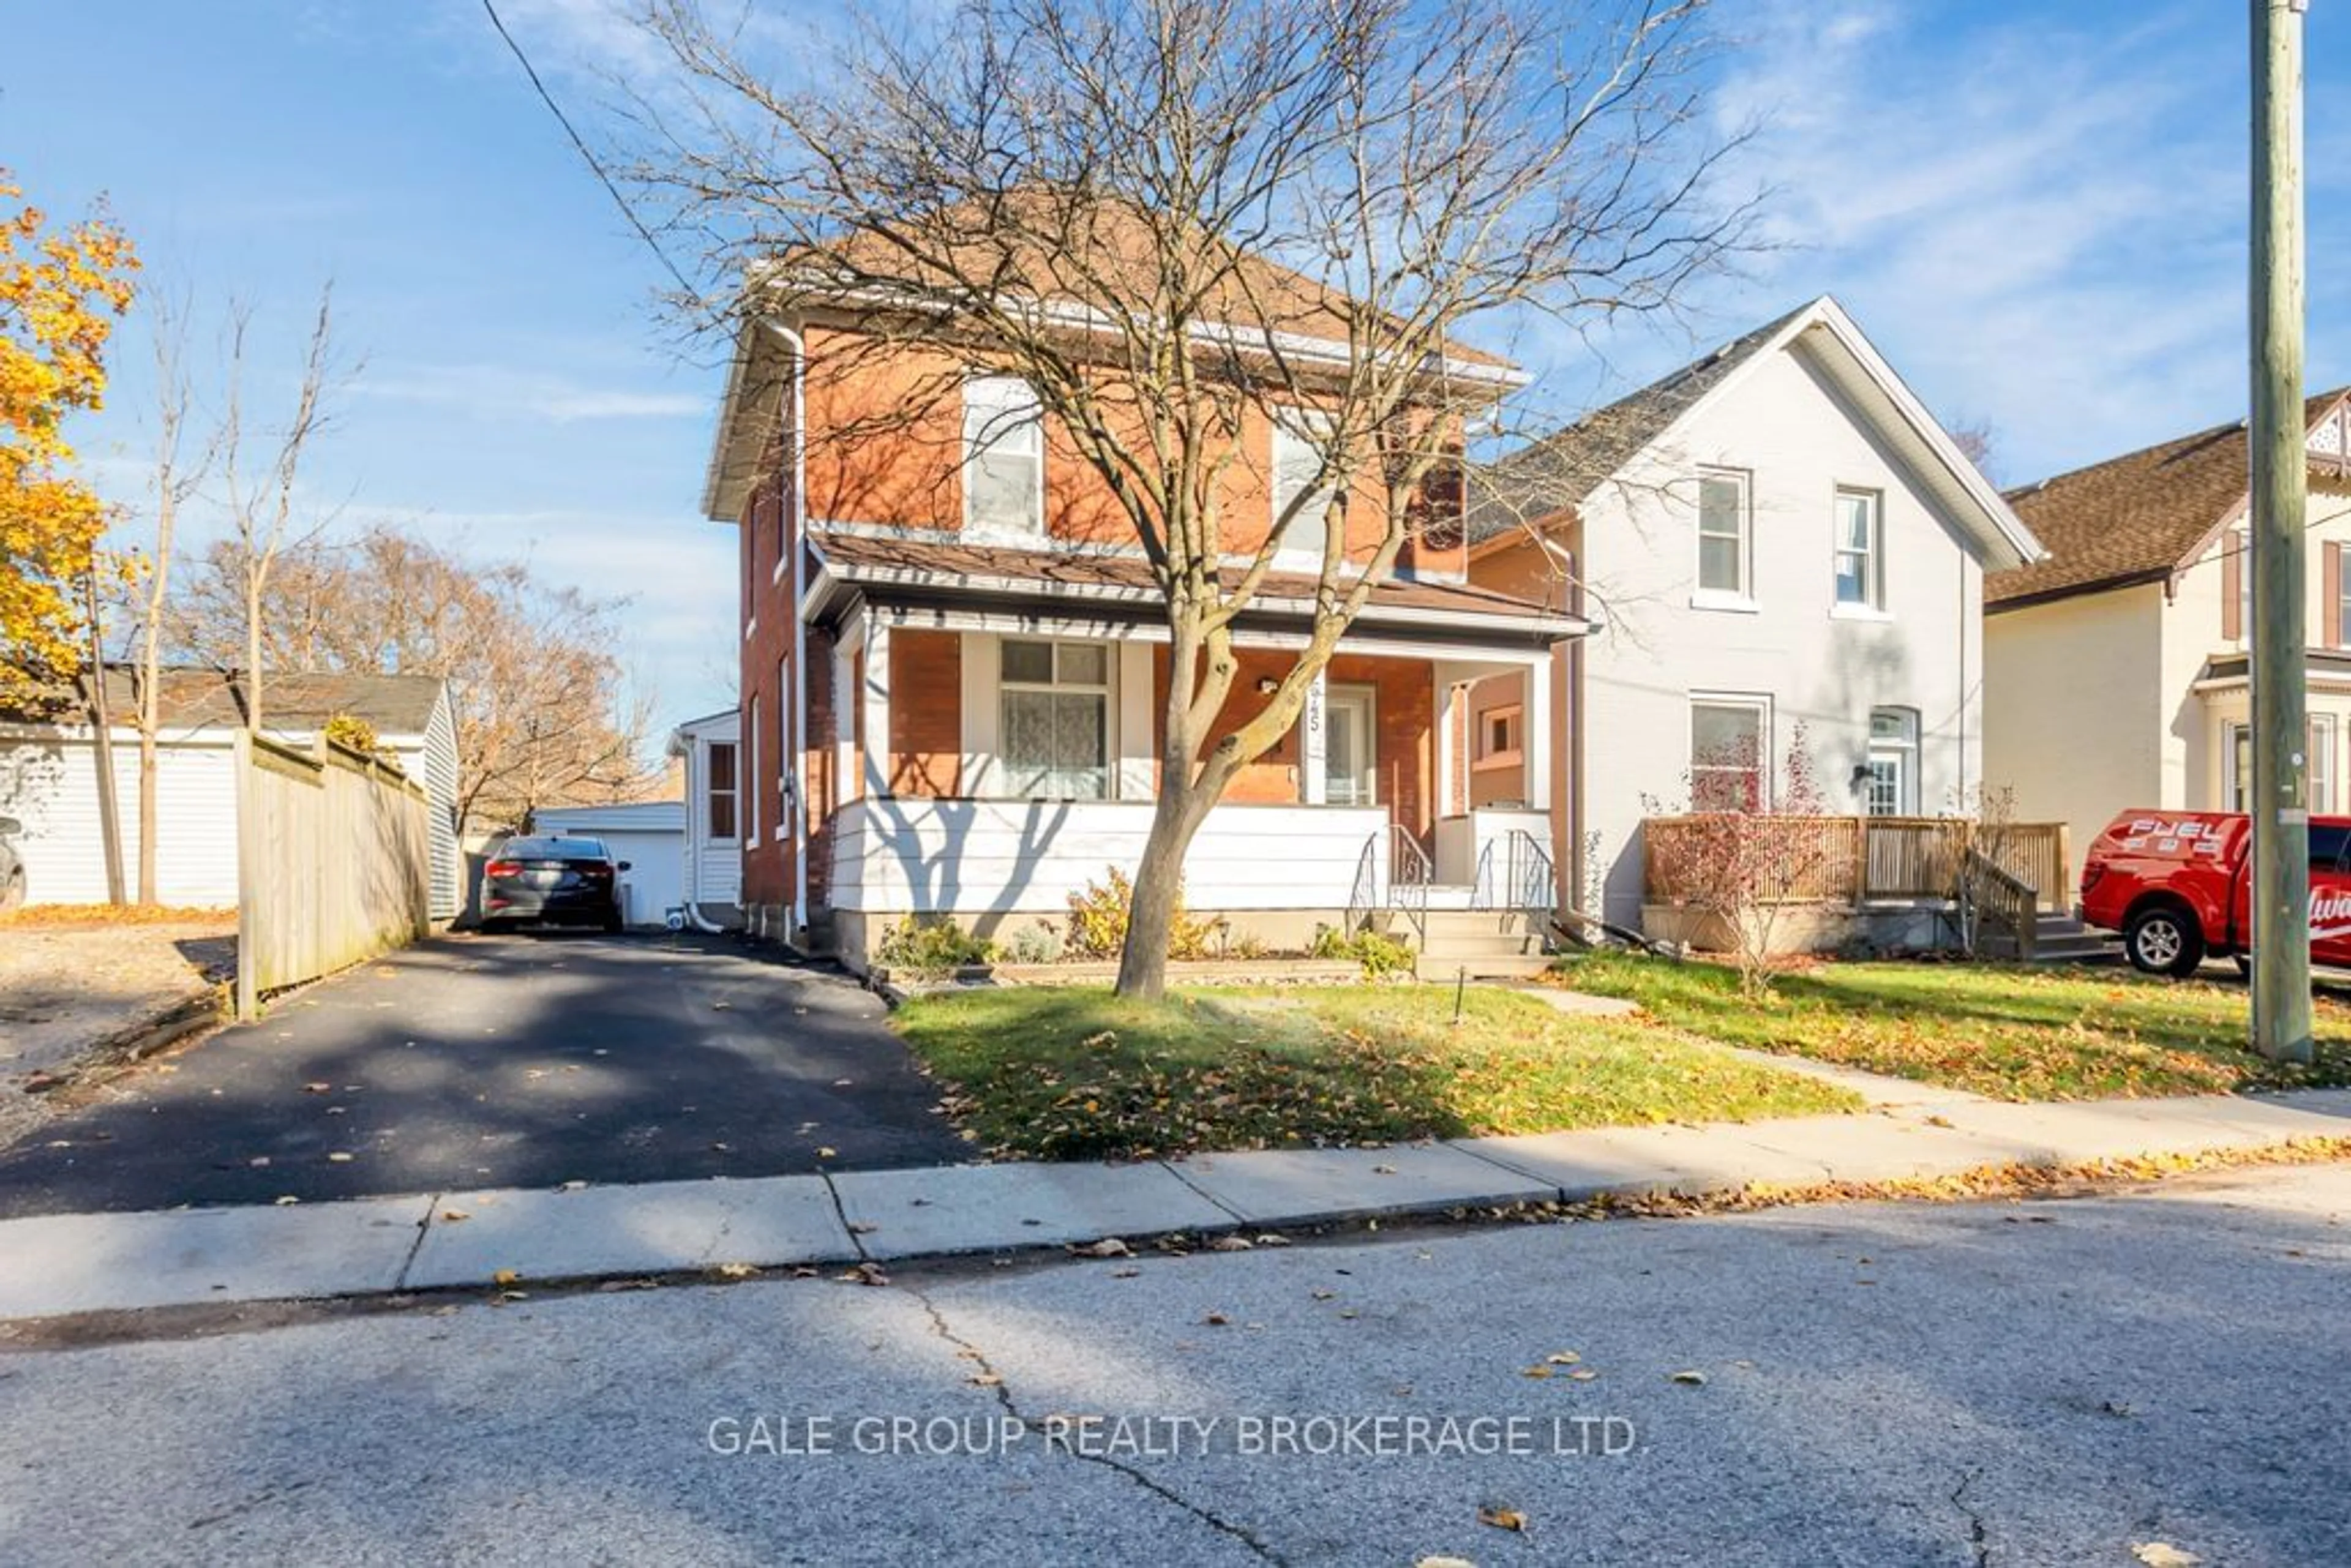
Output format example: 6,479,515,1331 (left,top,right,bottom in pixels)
807,526,1578,636
1463,304,1810,547
1989,389,2351,607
